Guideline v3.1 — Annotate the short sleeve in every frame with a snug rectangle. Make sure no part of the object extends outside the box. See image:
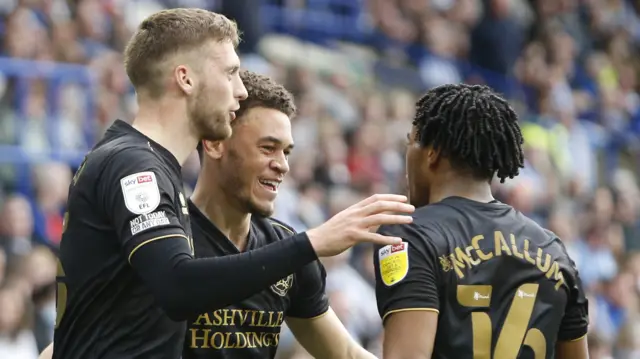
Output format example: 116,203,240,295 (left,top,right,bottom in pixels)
557,251,589,341
373,223,440,323
286,261,330,319
265,217,329,319
99,148,188,263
